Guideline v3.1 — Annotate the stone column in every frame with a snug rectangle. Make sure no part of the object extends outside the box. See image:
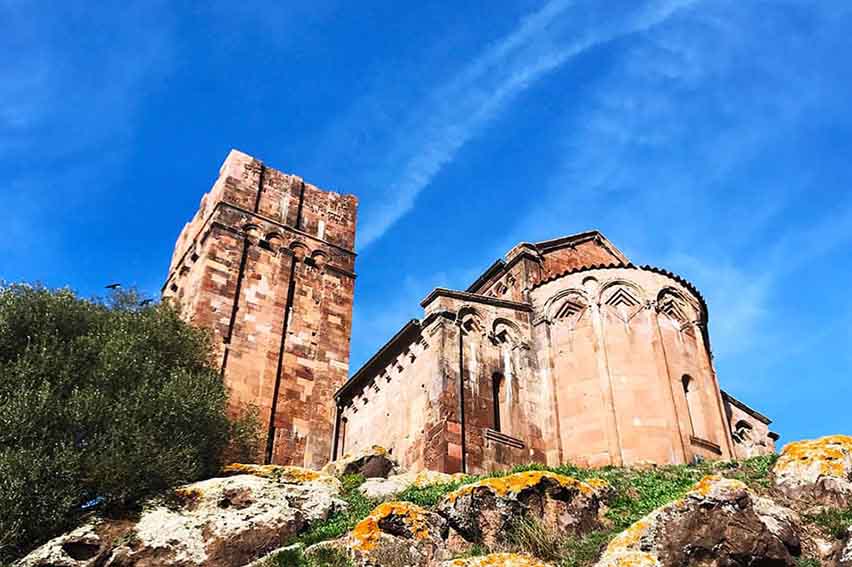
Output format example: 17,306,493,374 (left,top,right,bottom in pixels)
651,303,689,464
590,298,624,466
